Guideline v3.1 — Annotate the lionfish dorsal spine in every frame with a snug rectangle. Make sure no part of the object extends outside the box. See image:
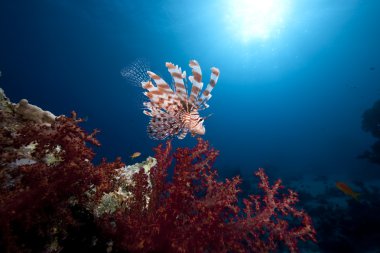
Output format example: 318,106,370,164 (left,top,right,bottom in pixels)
188,60,203,108
197,67,220,109
165,62,189,106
